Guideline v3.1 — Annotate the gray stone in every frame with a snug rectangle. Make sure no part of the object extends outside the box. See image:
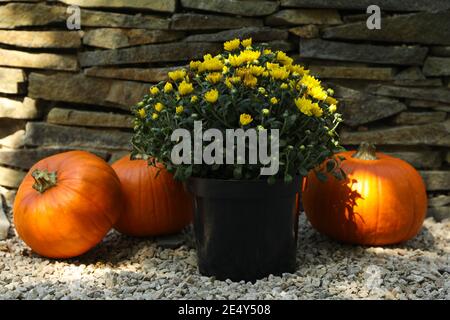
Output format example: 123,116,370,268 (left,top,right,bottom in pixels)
47,108,133,129
430,46,450,57
395,67,425,81
180,0,279,17
78,42,222,67
0,48,78,71
423,57,450,76
57,0,177,13
84,66,183,83
407,100,450,109
310,66,393,80
428,195,450,208
280,0,450,11
447,152,450,164
156,235,185,249
392,79,443,87
0,148,110,170
183,27,288,43
83,29,184,49
267,40,296,53
341,97,406,127
0,166,26,188
370,85,450,104
428,206,450,222
0,68,25,94
170,13,263,30
384,151,442,169
265,9,342,26
393,112,447,125
420,171,450,191
322,12,450,45
24,122,132,151
0,98,40,120
288,25,319,39
0,31,81,48
0,197,10,240
341,120,450,147
28,73,148,110
0,130,25,149
0,3,169,30
300,39,428,65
